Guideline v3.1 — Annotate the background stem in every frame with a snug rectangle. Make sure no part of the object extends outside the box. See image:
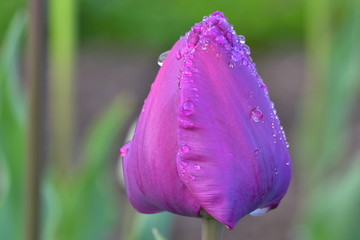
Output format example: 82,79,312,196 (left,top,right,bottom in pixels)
26,0,48,239
201,217,225,240
49,0,76,174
